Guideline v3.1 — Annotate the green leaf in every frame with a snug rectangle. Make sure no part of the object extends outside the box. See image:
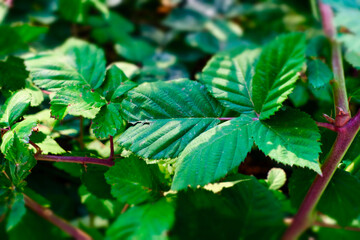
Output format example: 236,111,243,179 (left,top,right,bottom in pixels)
58,0,90,23
114,37,155,62
201,49,260,113
163,8,208,31
252,33,306,119
90,11,134,43
6,193,26,231
91,103,125,139
106,198,175,240
289,169,360,226
30,132,65,155
59,38,106,89
171,189,240,239
12,24,48,43
0,56,28,91
119,79,223,160
253,108,321,174
119,118,219,160
79,185,117,219
2,118,38,145
0,25,27,56
345,50,360,69
171,114,254,190
266,168,286,190
221,174,285,239
105,156,160,204
3,133,36,185
82,165,113,200
318,227,360,240
307,59,333,88
50,84,106,119
26,38,106,91
0,90,32,128
101,63,137,101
